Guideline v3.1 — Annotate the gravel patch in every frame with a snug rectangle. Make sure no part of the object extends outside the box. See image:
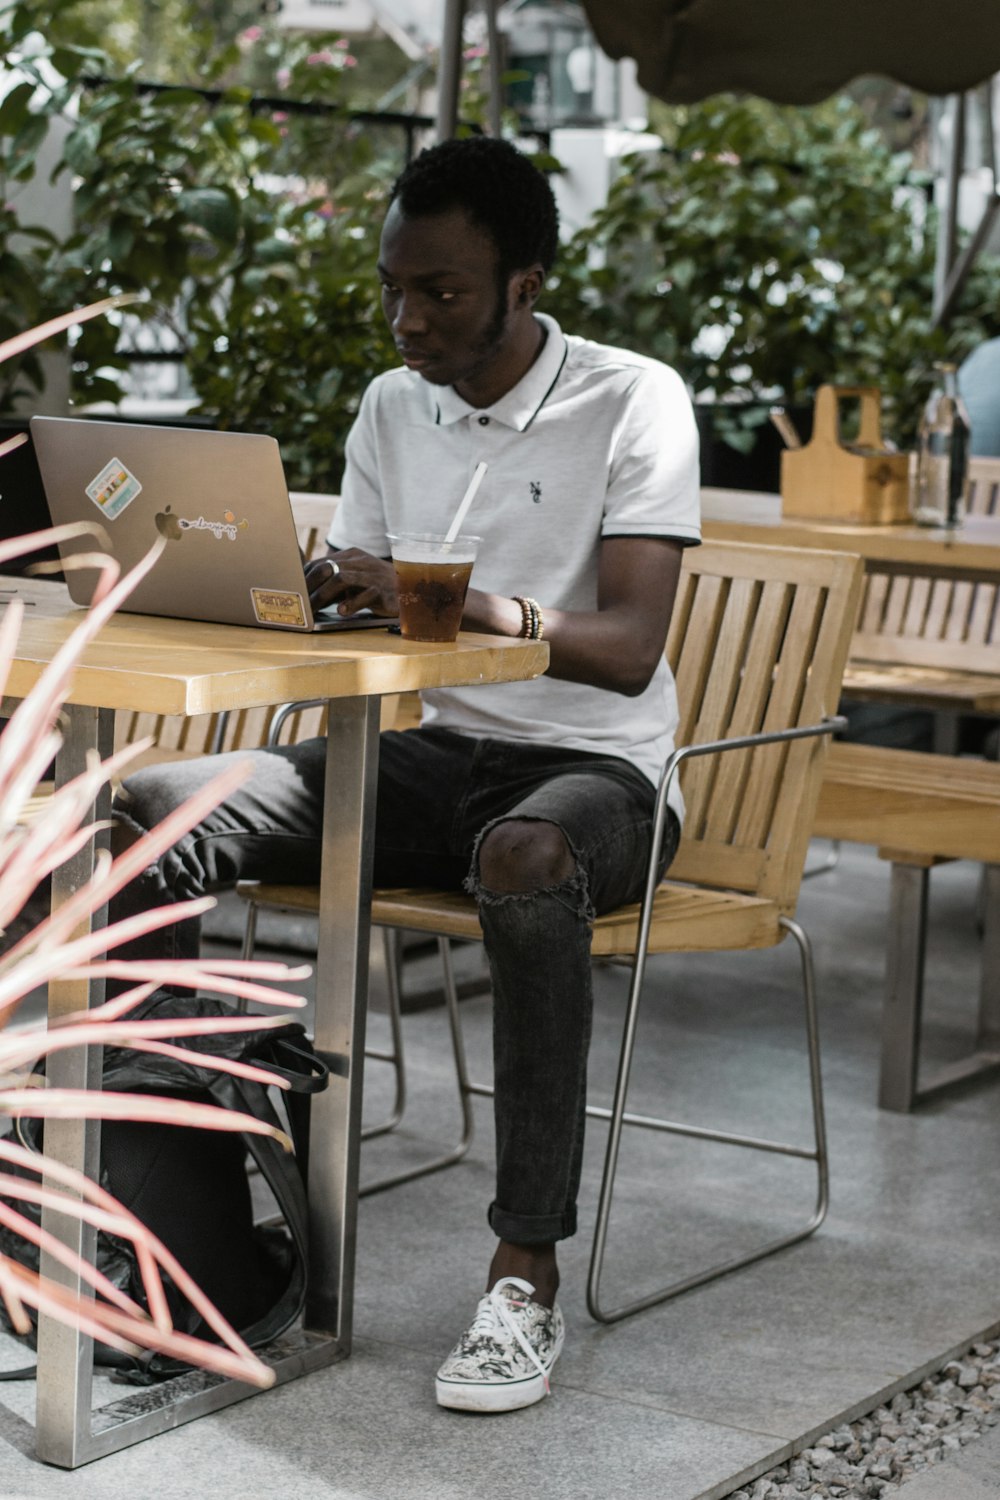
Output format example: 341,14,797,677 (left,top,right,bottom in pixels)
729,1338,1000,1498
